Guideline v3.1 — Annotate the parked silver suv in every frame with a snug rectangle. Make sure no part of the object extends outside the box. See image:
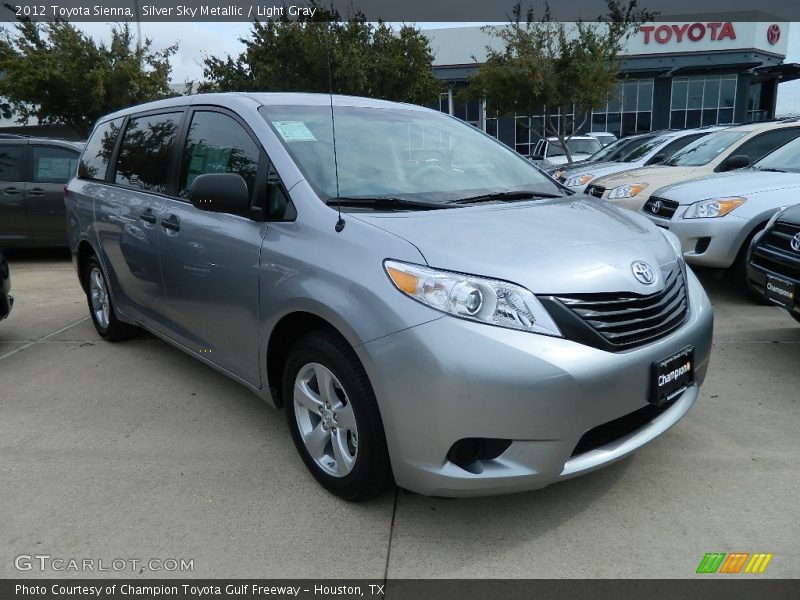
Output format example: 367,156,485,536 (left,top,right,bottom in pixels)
65,93,713,499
